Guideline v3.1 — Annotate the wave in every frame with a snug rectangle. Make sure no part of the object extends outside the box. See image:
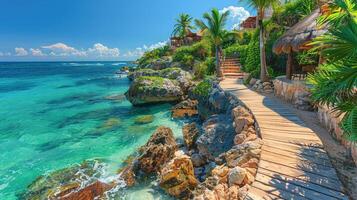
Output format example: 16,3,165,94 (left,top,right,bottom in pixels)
63,63,105,66
112,62,127,66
